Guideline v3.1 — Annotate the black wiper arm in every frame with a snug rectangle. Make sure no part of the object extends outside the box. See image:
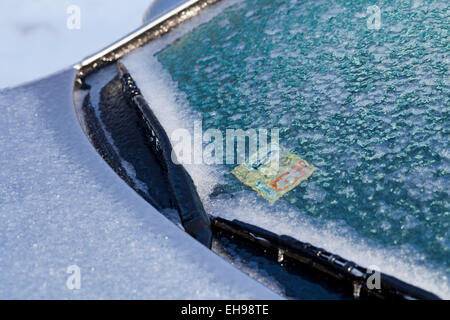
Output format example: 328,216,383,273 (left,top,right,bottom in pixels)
117,61,212,247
